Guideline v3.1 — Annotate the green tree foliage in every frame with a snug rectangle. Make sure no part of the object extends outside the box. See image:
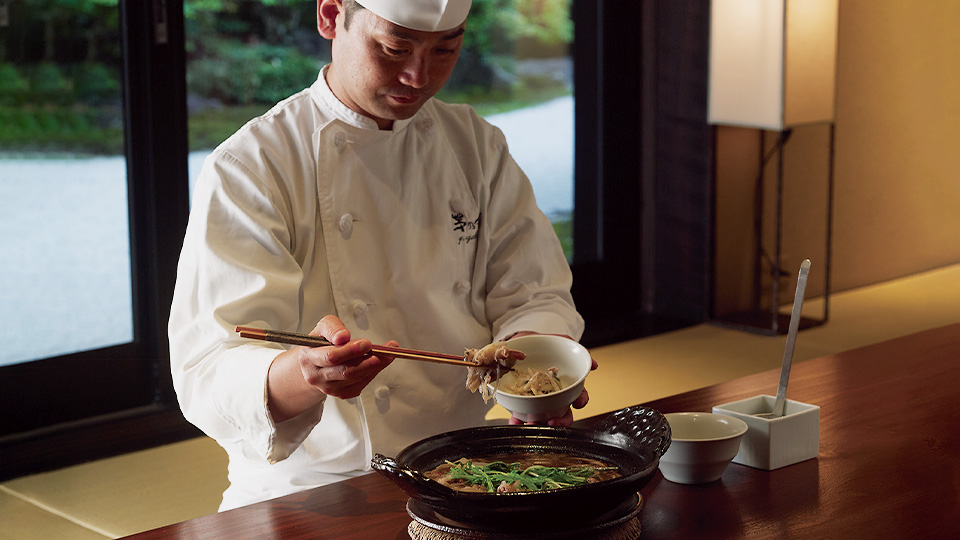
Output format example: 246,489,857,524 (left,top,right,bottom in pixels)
0,64,29,106
1,0,572,153
181,0,572,103
466,0,572,55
